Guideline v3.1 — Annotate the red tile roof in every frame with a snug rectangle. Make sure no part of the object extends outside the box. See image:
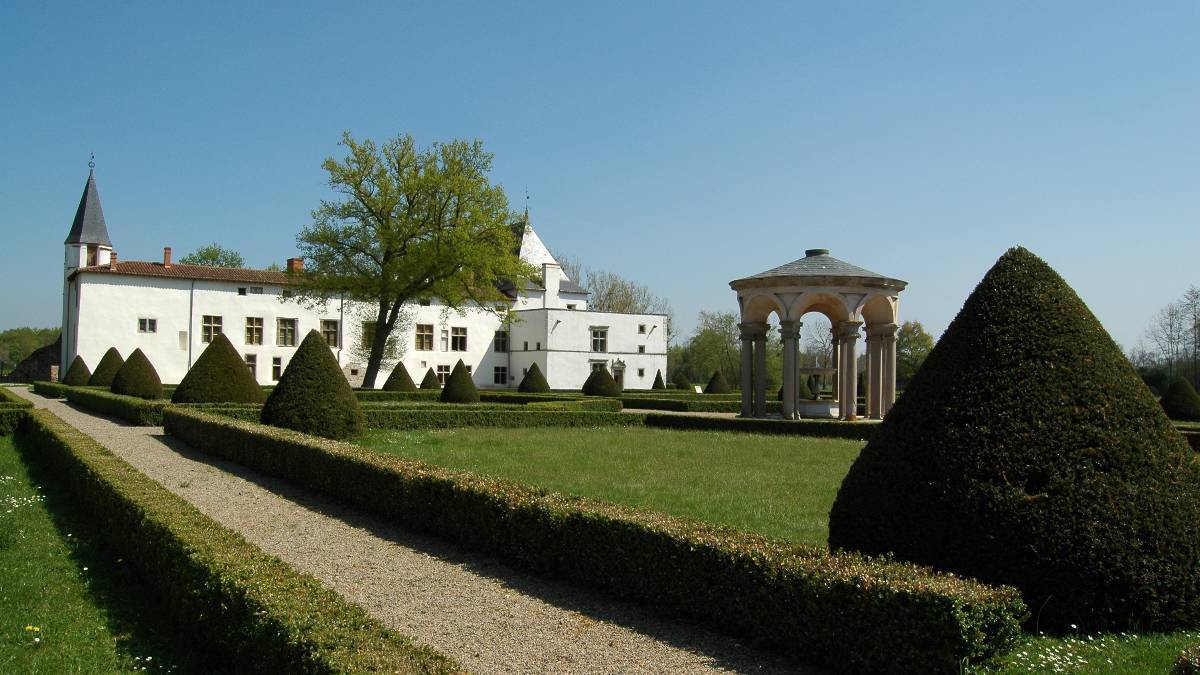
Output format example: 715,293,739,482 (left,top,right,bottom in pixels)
72,260,292,285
